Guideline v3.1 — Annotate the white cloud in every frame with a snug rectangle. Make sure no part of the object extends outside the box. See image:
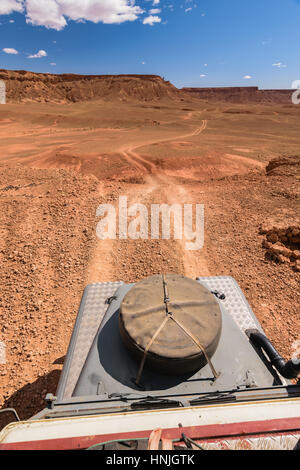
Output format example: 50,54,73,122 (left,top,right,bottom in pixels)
152,0,160,4
28,49,47,58
2,47,19,54
24,0,144,30
0,1,145,30
25,0,67,30
0,0,23,15
149,8,160,14
9,19,15,23
200,74,206,78
143,15,161,25
243,75,252,79
272,62,287,68
50,62,56,66
185,7,192,12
